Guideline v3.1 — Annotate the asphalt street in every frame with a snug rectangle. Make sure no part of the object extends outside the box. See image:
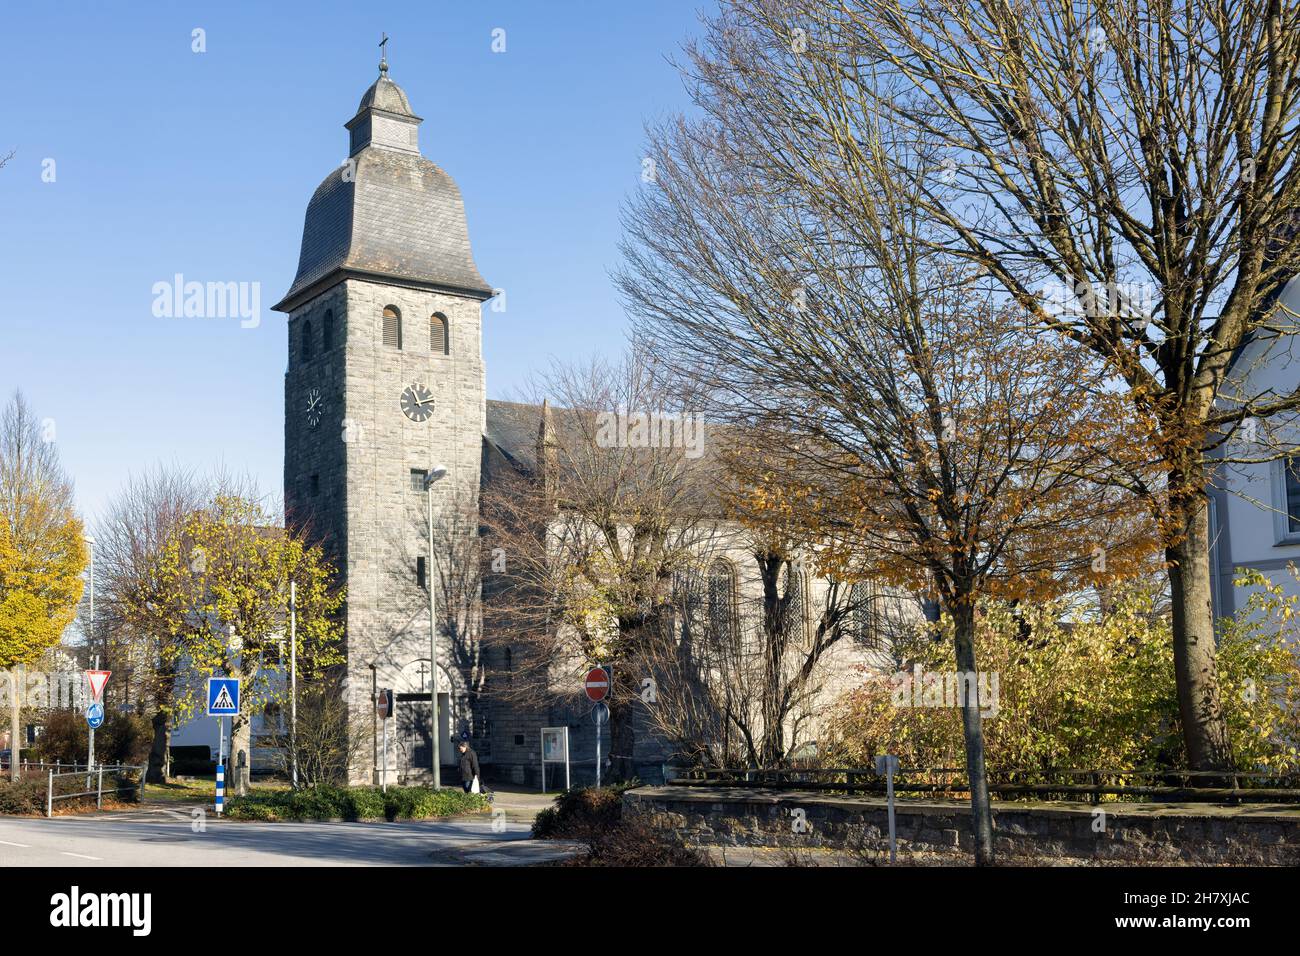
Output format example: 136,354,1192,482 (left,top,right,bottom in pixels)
0,807,579,866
